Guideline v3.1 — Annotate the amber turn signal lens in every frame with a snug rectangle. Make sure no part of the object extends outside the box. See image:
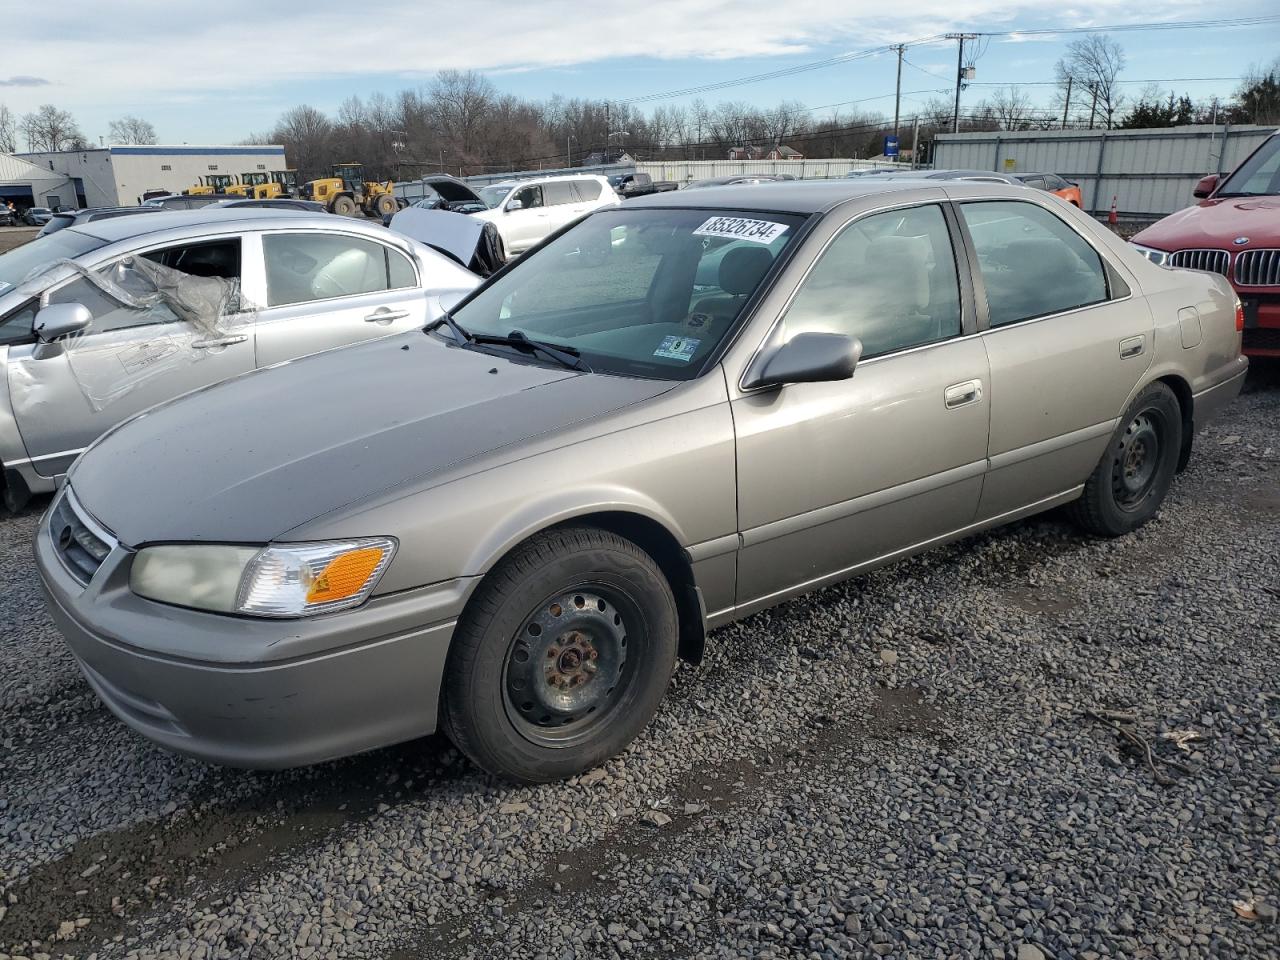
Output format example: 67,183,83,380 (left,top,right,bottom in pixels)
305,547,387,604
